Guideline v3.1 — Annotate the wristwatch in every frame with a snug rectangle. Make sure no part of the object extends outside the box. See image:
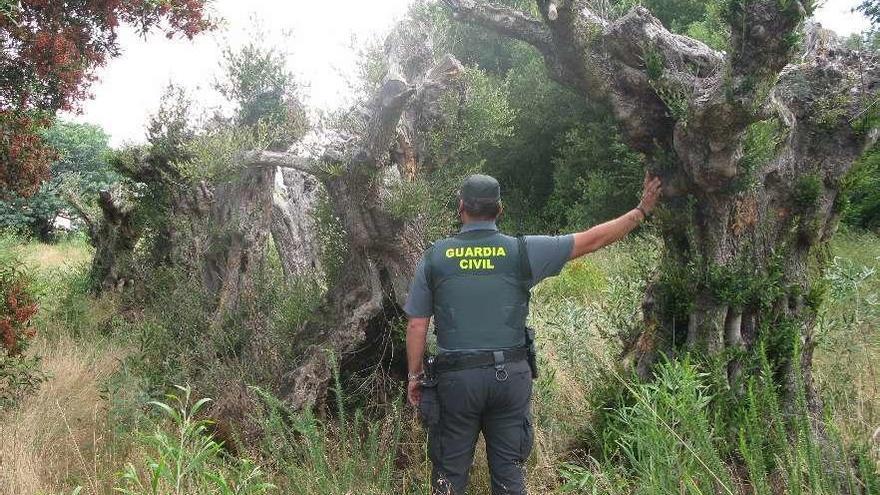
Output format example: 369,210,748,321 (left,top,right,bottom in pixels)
635,206,649,219
407,372,423,382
